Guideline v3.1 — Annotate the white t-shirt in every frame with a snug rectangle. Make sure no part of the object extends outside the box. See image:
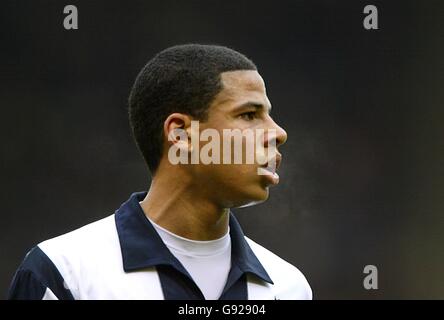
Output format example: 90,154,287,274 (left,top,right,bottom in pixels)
147,217,231,300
